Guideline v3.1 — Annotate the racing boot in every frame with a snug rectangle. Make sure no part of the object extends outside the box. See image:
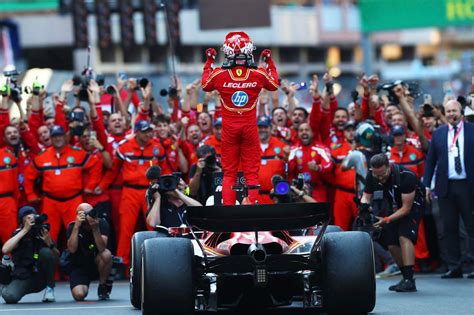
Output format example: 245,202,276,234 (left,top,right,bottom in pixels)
395,279,417,292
